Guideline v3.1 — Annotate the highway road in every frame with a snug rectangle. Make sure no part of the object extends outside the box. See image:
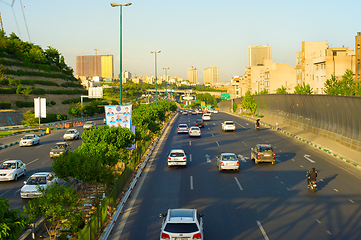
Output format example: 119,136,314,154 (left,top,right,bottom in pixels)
108,112,361,240
0,119,103,210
